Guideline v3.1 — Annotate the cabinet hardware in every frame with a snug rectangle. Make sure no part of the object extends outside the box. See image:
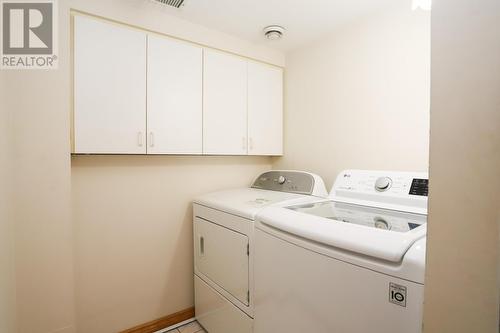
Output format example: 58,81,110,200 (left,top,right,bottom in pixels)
149,132,155,147
199,235,205,256
137,132,144,147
